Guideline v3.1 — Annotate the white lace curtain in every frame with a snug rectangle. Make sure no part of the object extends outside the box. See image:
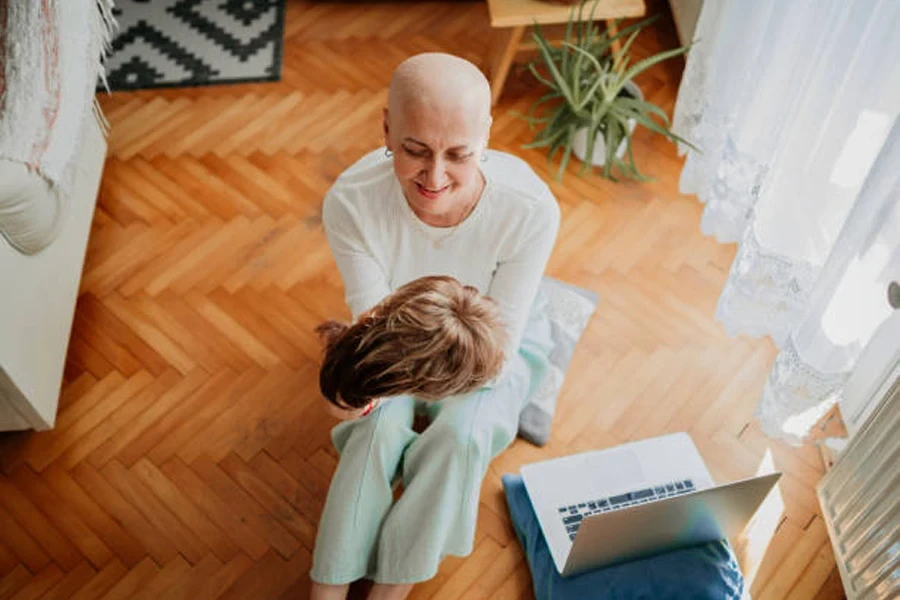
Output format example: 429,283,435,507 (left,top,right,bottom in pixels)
672,0,900,444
